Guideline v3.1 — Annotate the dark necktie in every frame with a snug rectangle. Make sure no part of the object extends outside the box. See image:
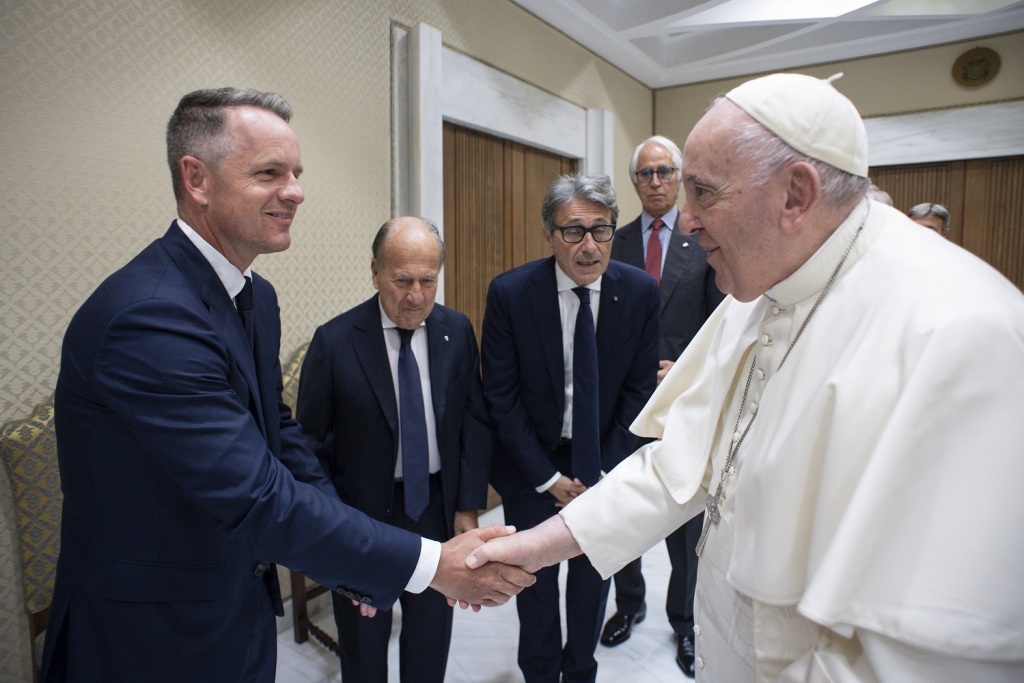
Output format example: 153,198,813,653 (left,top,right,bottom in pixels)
235,276,255,352
571,287,600,487
397,328,430,521
645,218,664,284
